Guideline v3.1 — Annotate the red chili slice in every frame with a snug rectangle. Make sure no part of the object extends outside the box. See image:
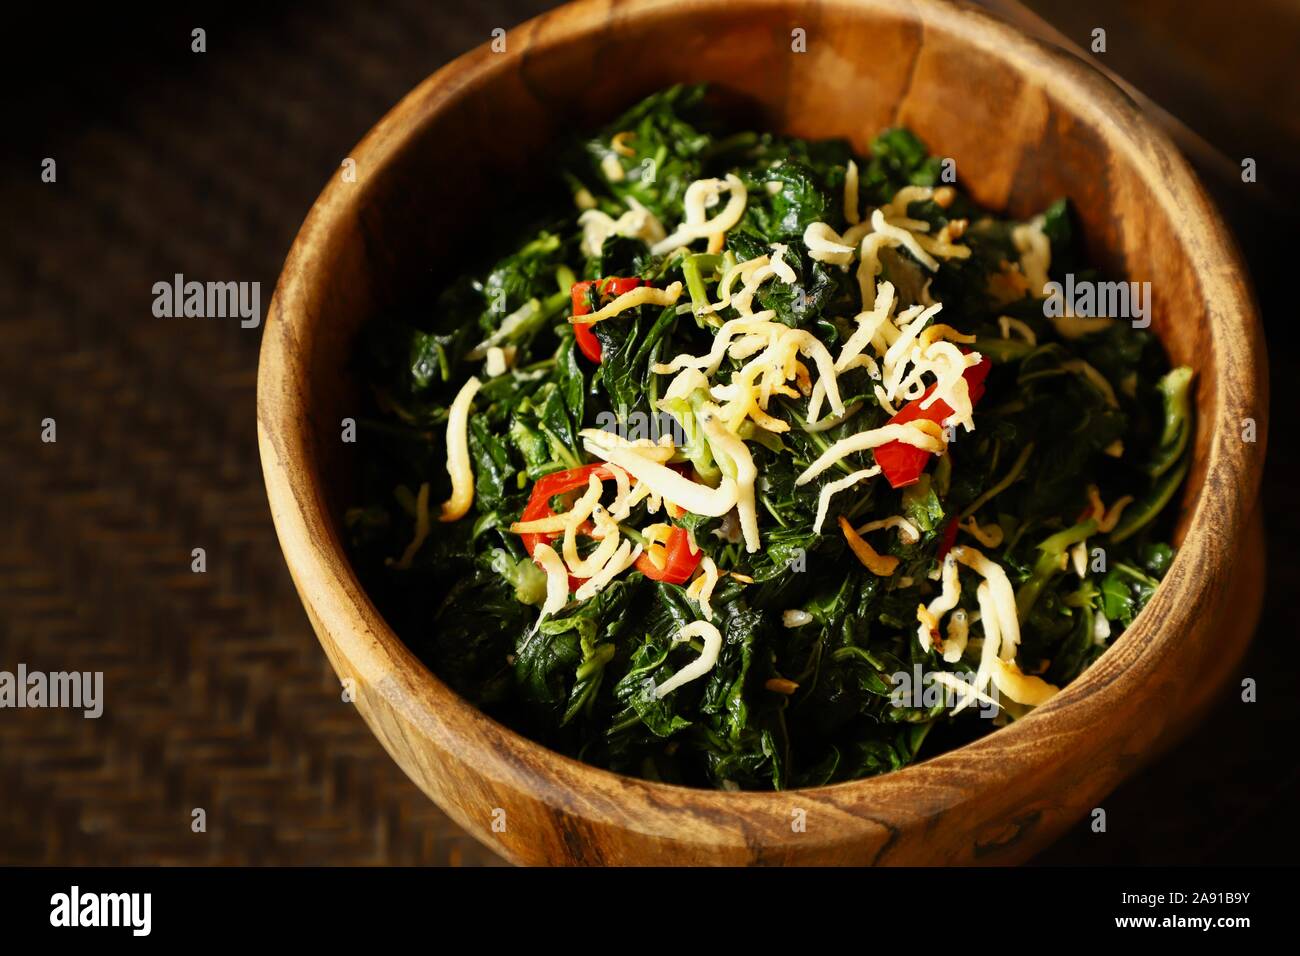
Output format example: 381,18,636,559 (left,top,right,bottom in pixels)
936,516,960,561
517,462,701,589
874,357,993,489
517,463,615,561
570,277,643,363
634,525,701,585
